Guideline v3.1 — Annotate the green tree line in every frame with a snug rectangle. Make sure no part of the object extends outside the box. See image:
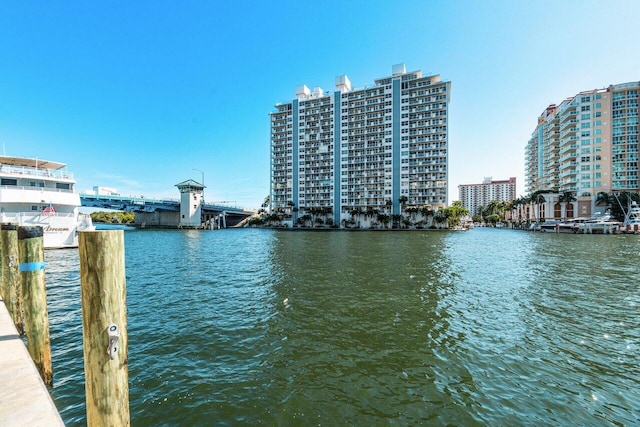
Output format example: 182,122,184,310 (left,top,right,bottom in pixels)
90,211,135,224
